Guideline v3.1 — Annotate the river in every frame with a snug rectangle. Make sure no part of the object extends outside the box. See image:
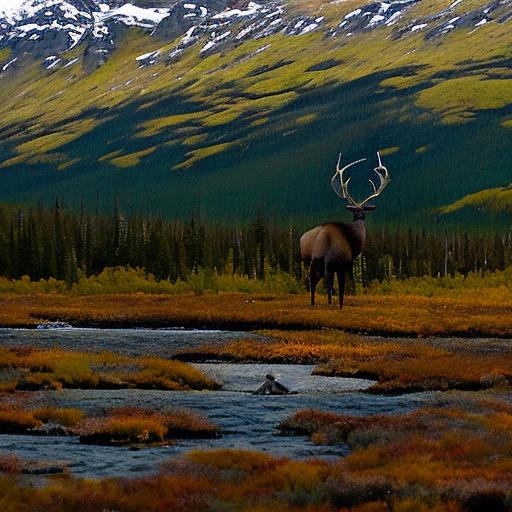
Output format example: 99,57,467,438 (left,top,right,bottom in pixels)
0,328,432,477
